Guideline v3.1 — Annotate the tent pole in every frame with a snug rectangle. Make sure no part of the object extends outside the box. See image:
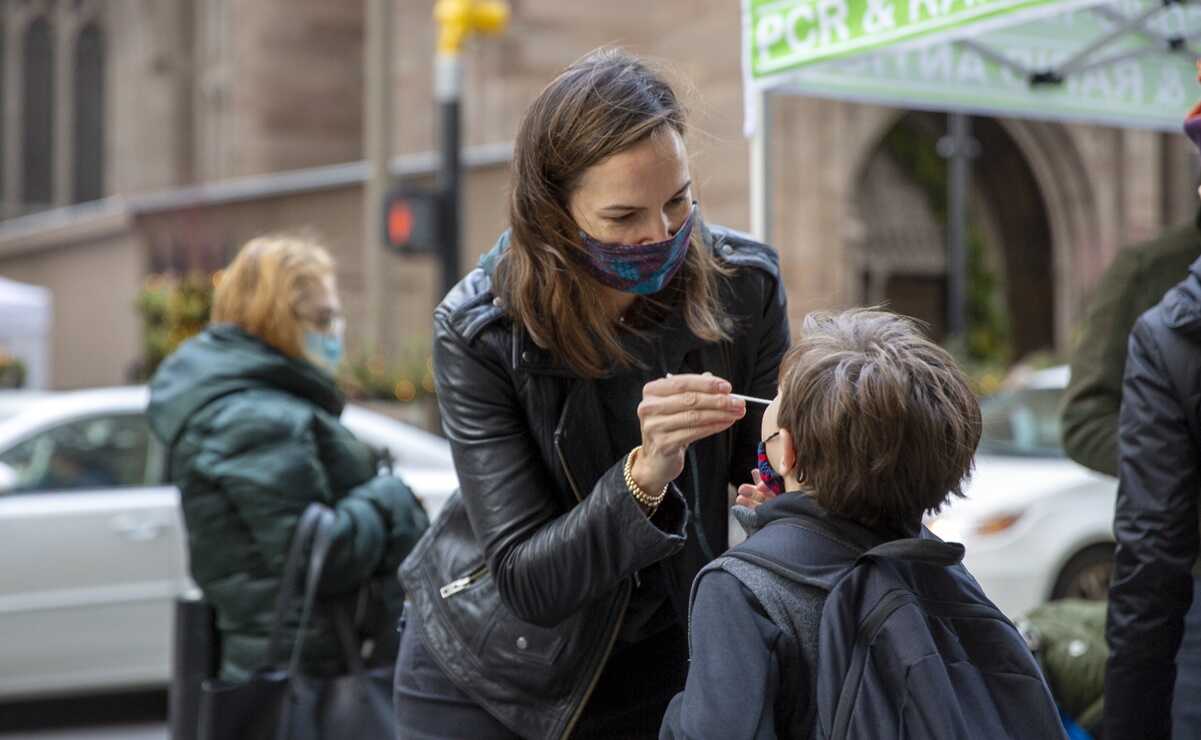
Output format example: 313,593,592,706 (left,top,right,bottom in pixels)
946,113,971,346
750,90,772,243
